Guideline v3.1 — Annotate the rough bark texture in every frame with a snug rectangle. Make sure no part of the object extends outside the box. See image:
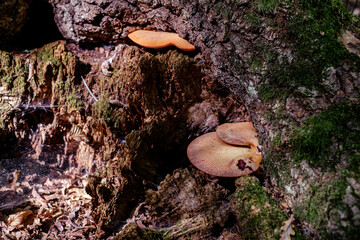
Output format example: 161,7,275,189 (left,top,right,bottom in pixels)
1,0,360,239
48,1,360,237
